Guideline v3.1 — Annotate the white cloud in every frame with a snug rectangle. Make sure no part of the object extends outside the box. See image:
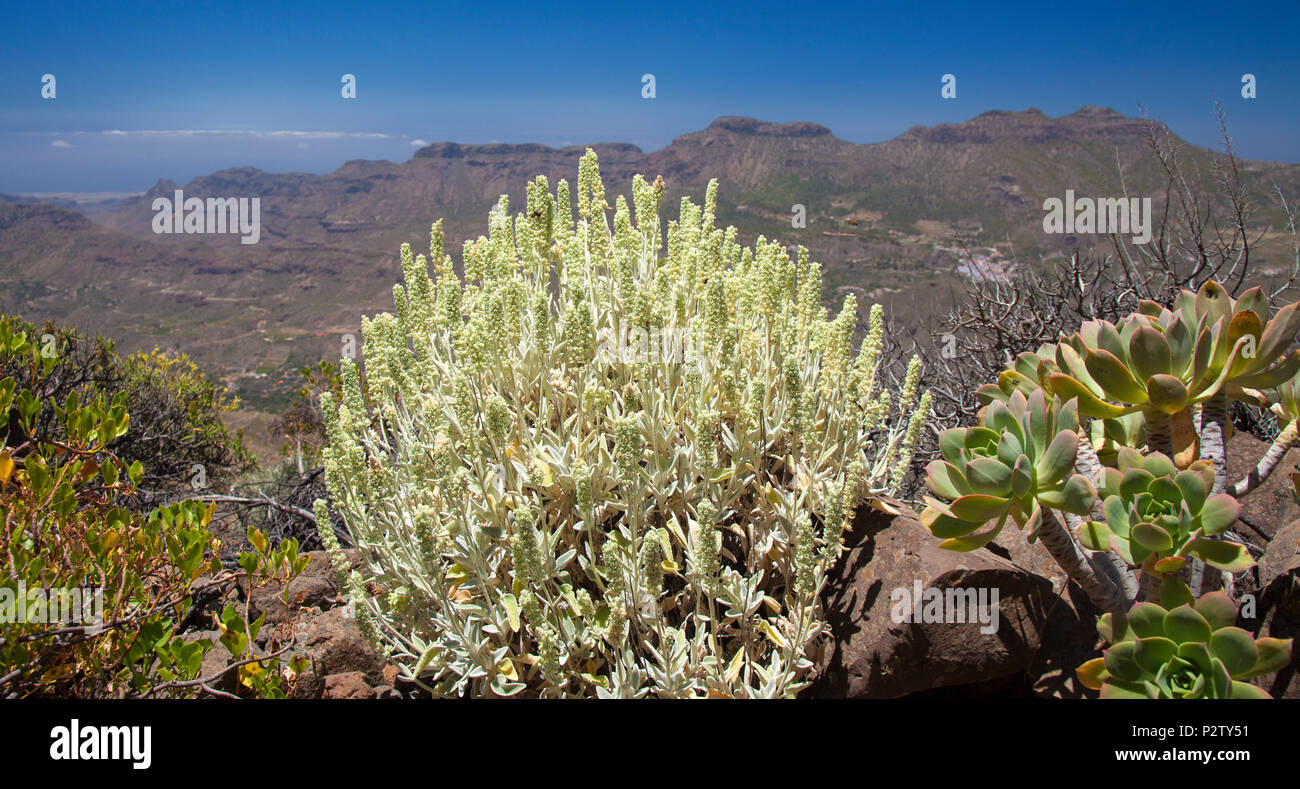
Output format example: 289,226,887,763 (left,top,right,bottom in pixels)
83,130,394,140
51,139,72,148
409,139,430,147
